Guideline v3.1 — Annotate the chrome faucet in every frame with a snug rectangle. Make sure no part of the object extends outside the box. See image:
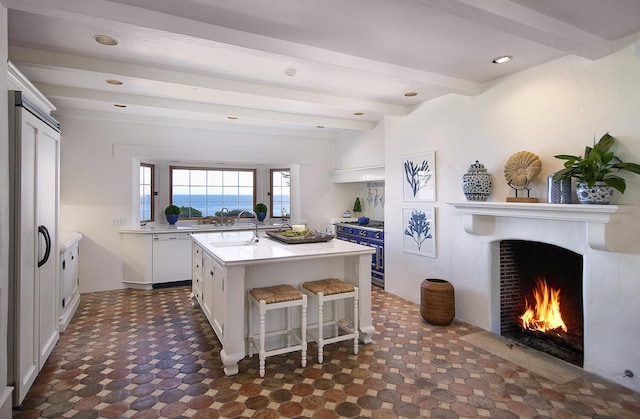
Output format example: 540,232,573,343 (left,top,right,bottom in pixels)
220,207,229,225
237,210,259,243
